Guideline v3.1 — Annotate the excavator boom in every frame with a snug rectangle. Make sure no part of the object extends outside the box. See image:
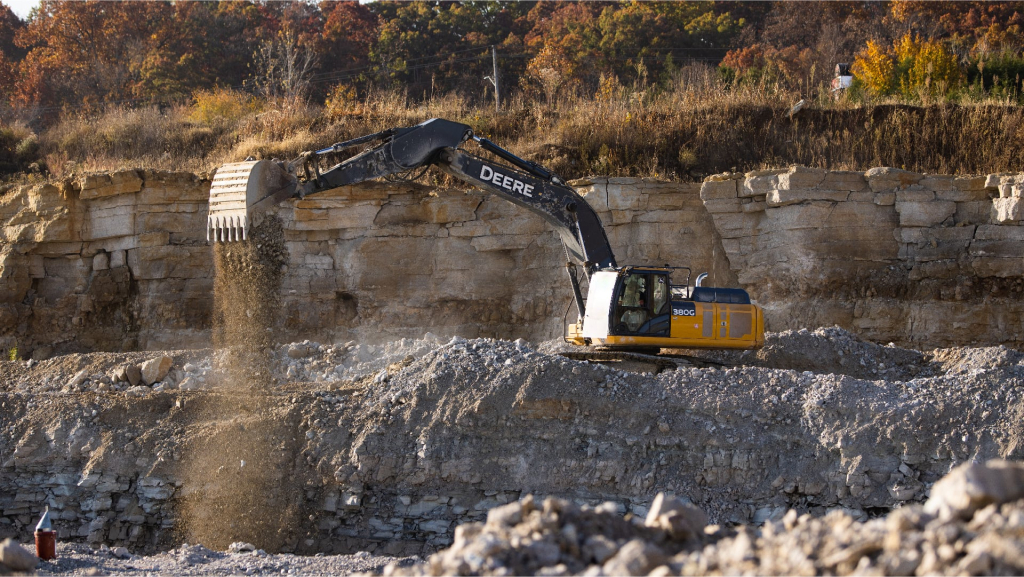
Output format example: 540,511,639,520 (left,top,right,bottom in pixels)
207,118,615,272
